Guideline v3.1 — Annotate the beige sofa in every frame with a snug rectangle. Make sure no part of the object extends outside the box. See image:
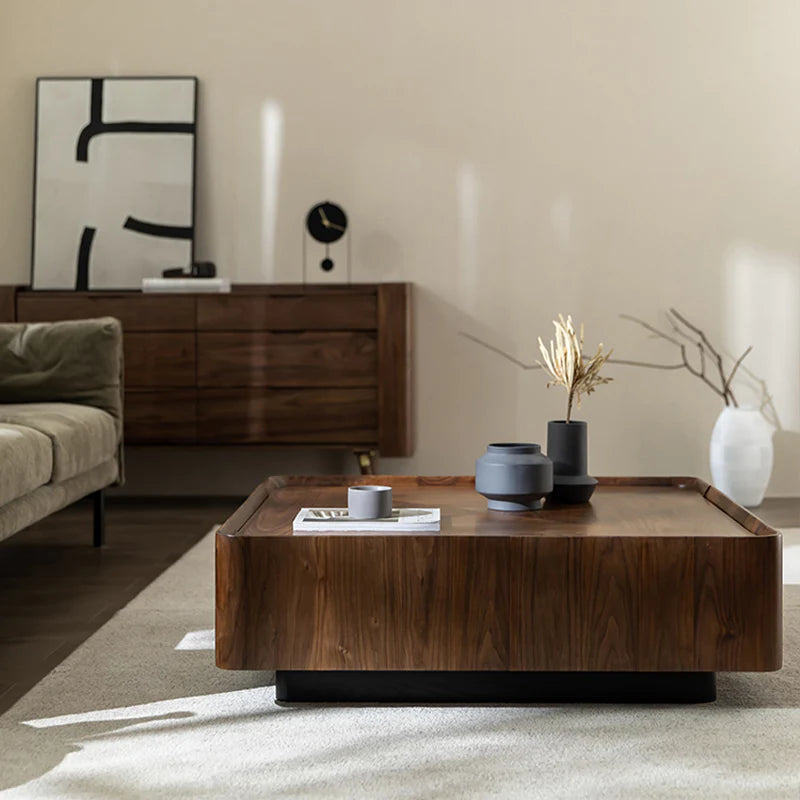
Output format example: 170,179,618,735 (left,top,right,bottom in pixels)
0,317,123,546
